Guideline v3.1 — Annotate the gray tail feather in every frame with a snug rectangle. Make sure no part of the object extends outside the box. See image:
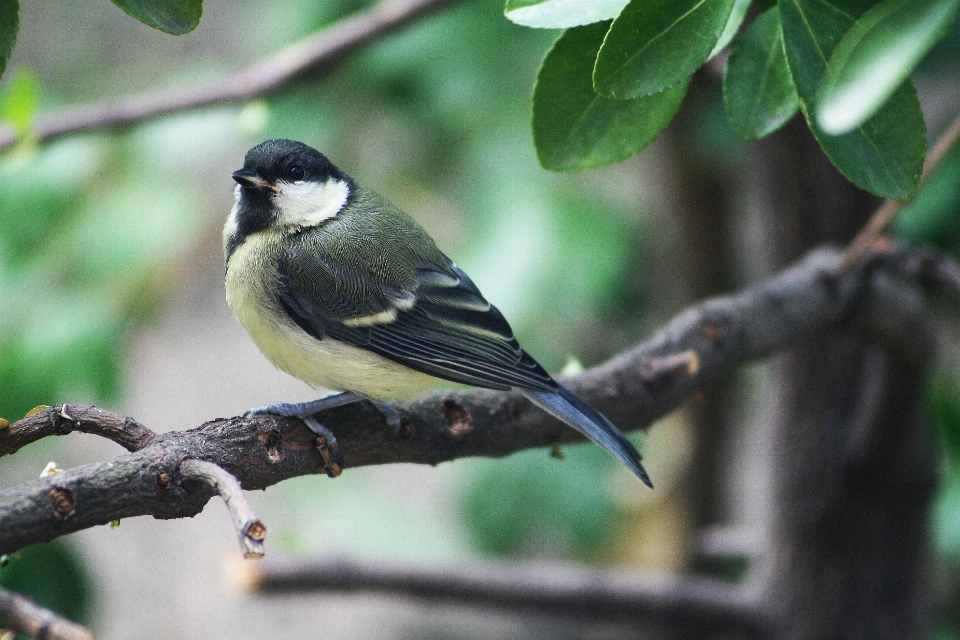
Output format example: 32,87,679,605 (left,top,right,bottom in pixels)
524,385,653,488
